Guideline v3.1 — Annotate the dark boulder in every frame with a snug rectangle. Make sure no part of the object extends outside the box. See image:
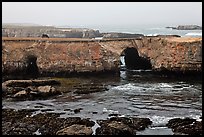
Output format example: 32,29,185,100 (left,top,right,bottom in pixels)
167,117,202,135
41,34,49,38
95,116,152,135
